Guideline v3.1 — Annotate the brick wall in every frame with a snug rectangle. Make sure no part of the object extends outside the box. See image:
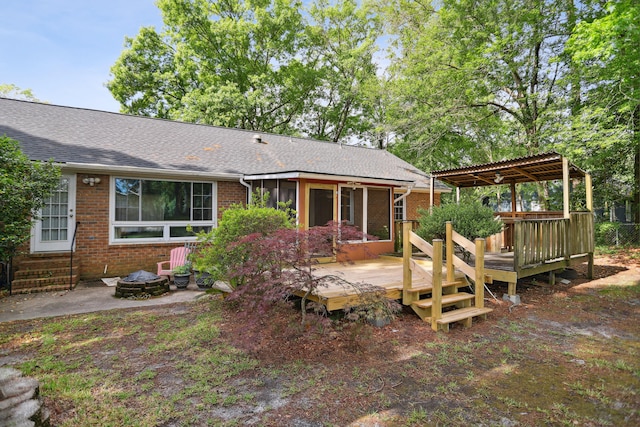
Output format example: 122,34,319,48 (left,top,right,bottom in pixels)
217,181,247,218
73,176,247,279
405,192,440,220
